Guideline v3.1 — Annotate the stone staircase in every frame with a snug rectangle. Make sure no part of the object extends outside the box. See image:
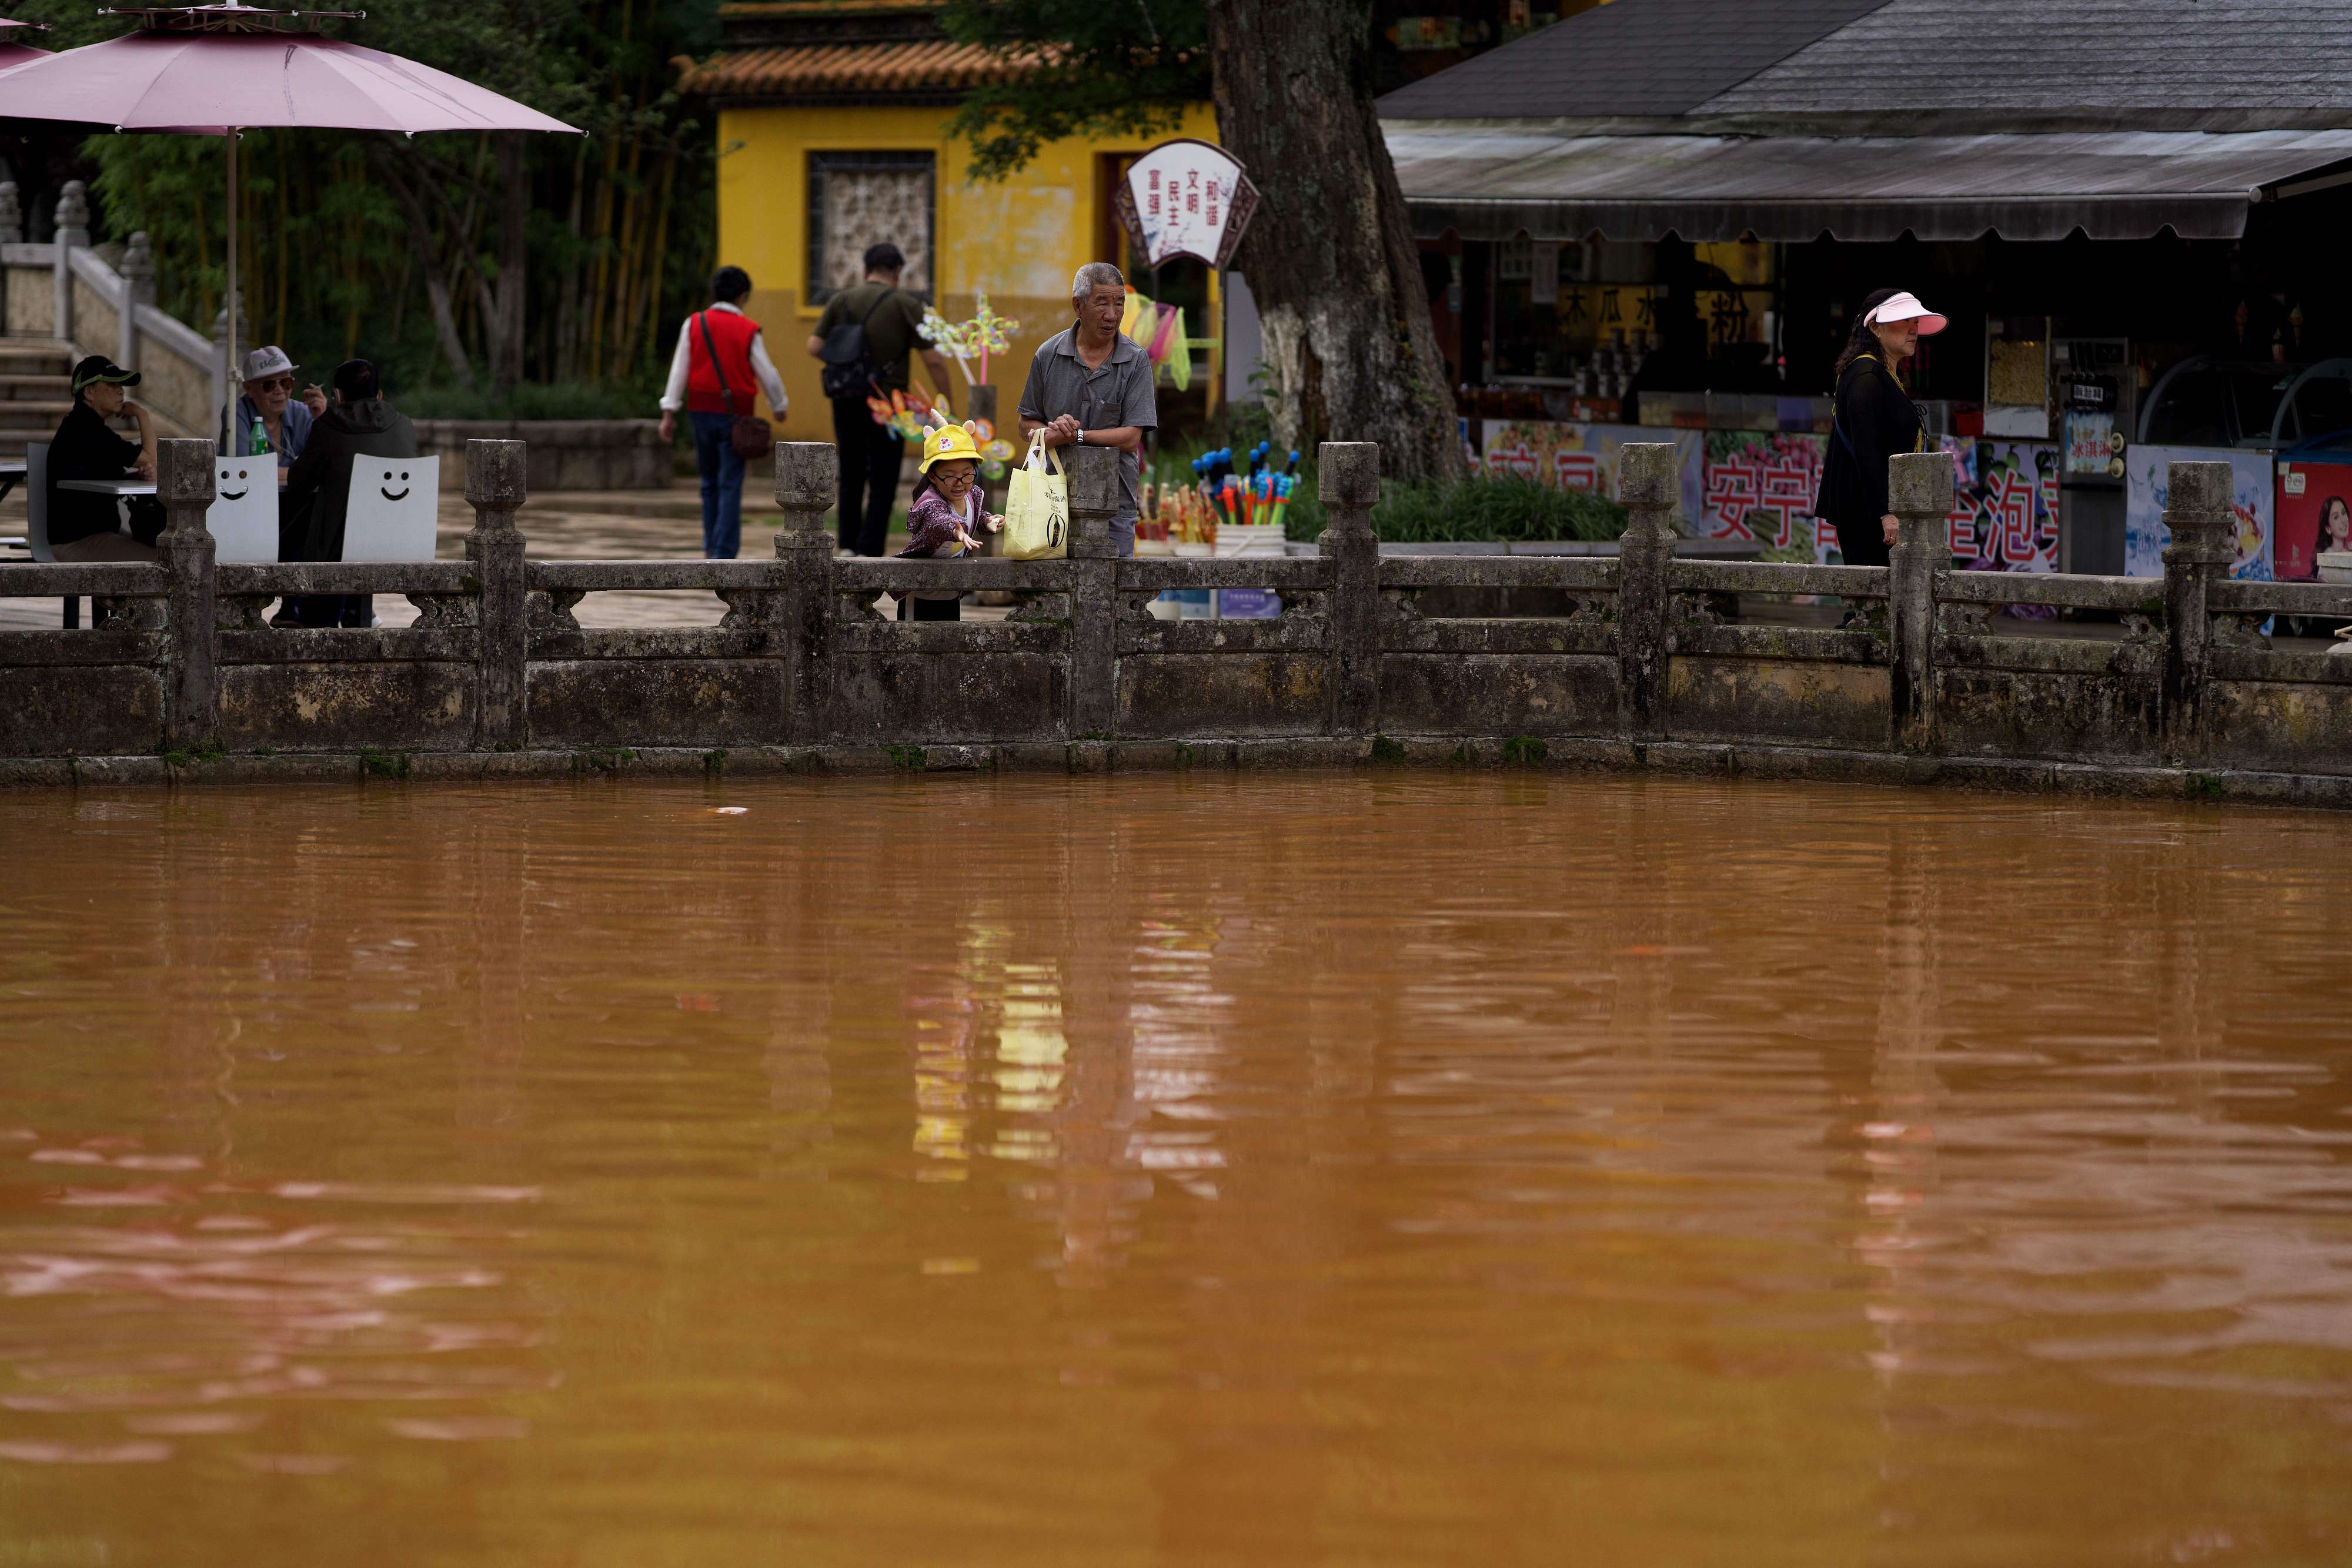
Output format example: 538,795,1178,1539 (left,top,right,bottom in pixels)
0,340,74,459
